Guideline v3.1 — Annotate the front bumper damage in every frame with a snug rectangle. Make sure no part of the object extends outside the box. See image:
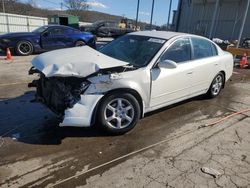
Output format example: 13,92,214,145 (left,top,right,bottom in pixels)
60,94,103,127
28,67,103,127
